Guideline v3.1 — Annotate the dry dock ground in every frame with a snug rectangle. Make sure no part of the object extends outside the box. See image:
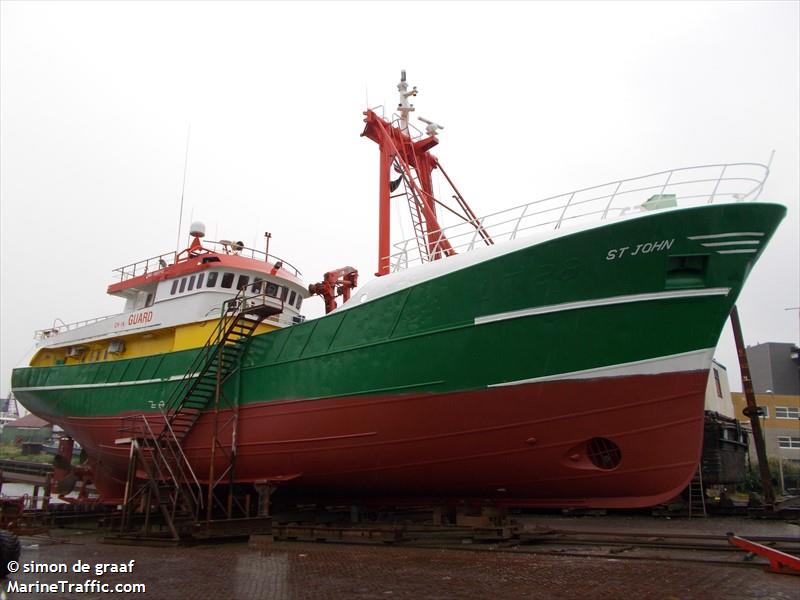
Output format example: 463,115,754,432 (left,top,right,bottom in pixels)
4,515,798,599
